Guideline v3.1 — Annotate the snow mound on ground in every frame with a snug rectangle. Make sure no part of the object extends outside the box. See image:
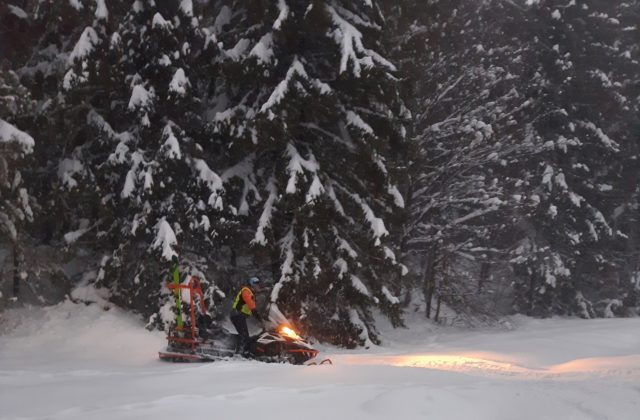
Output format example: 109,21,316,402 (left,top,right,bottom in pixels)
0,300,164,366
